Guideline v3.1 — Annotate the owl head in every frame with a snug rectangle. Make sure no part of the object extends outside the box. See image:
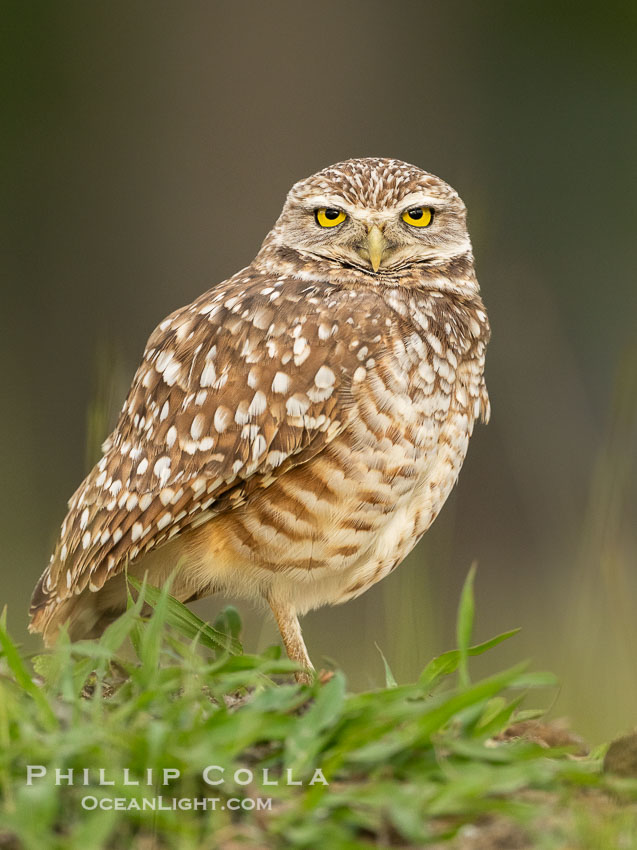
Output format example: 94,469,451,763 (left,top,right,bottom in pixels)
262,158,472,278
